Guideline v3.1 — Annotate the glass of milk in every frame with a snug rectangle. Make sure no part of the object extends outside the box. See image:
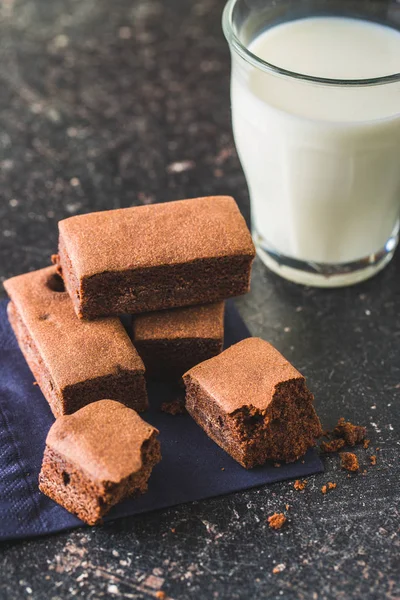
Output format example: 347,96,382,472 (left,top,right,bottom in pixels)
223,0,400,287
